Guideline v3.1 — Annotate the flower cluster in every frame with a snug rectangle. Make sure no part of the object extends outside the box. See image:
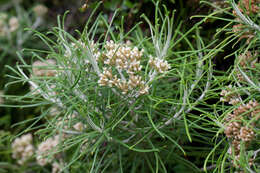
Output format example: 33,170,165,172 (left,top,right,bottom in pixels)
32,59,57,77
64,40,100,64
52,162,62,173
56,113,86,132
0,13,19,36
235,51,258,81
33,4,48,17
224,100,260,167
232,0,260,44
9,17,19,32
238,51,258,68
98,40,149,96
73,122,85,131
236,0,260,15
212,0,229,10
98,40,170,96
220,85,240,105
232,23,255,44
11,134,34,165
149,56,171,73
36,135,60,166
49,106,61,117
30,59,58,97
11,128,71,172
35,135,65,173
